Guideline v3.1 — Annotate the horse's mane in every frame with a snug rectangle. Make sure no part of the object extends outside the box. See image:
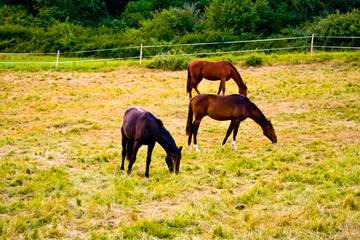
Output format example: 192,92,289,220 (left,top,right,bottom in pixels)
247,100,269,125
226,61,244,84
146,112,163,127
229,94,248,102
